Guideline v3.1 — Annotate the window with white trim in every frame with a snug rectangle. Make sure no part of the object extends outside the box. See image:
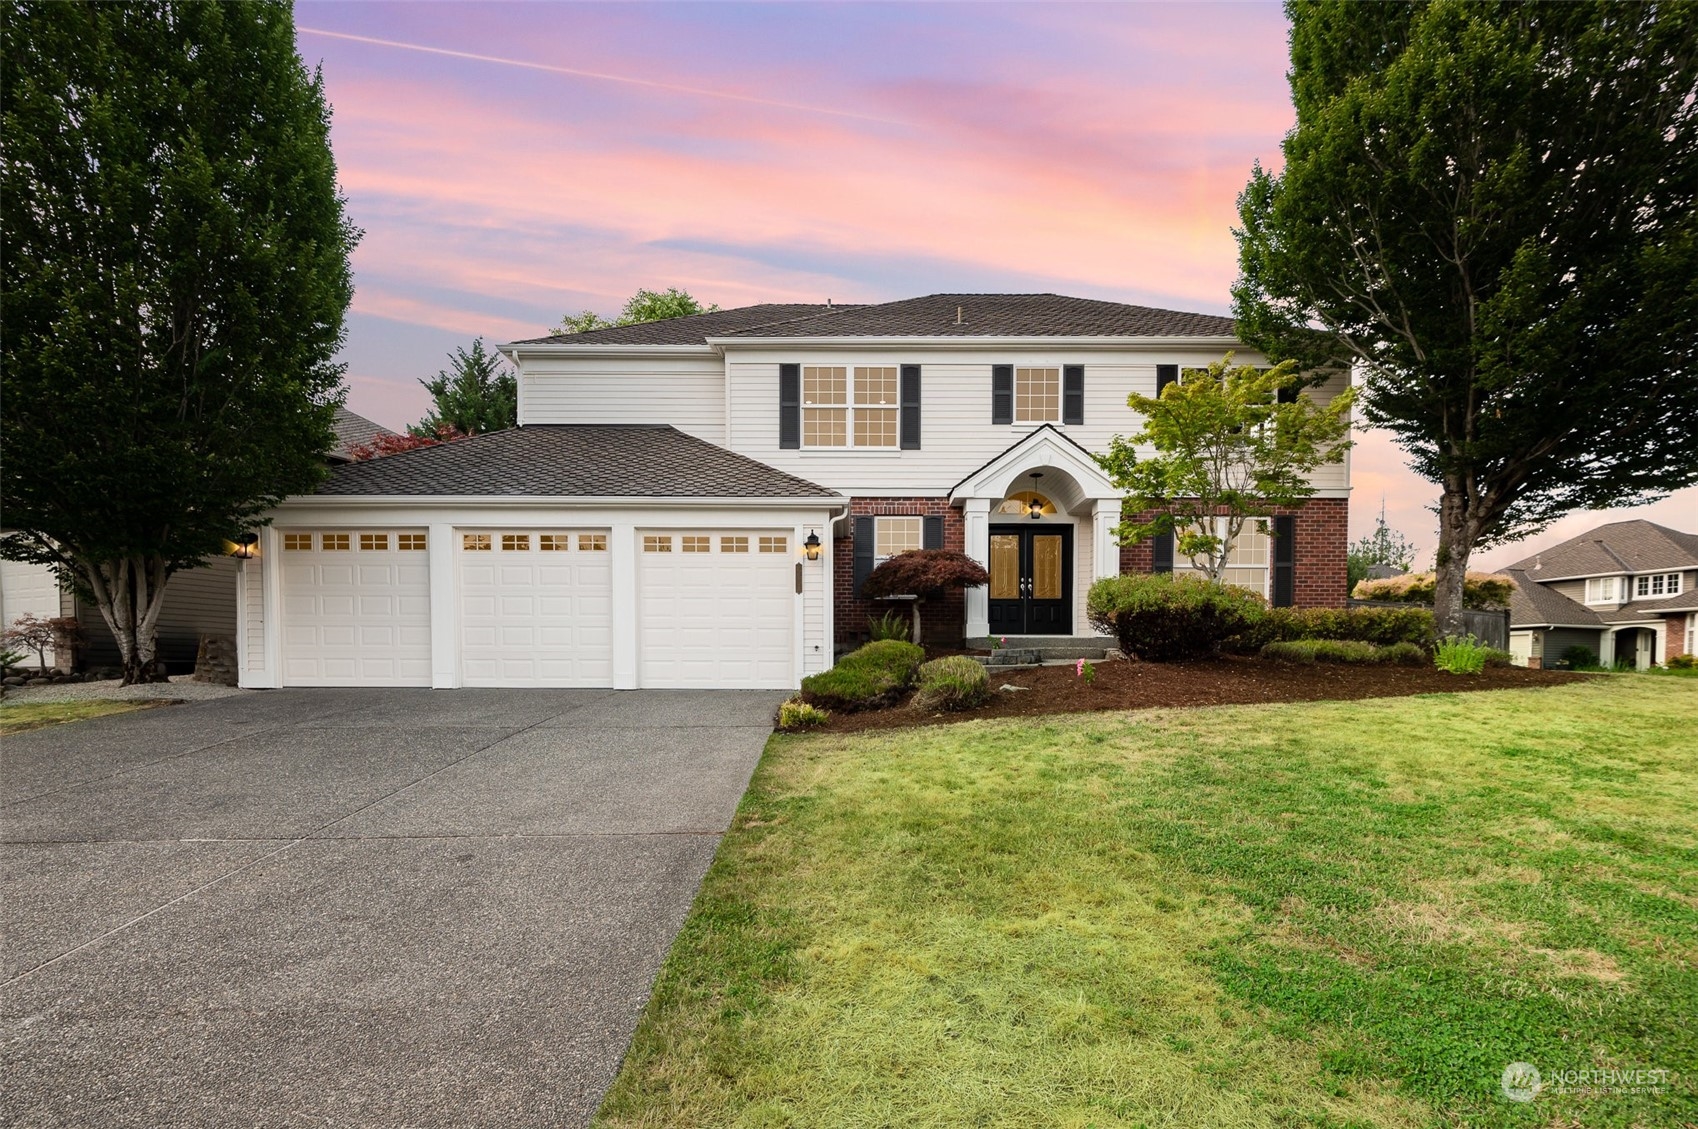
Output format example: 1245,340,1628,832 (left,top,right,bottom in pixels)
1015,367,1060,422
801,365,899,448
1634,572,1682,598
1585,576,1622,604
1173,519,1270,599
874,516,922,565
